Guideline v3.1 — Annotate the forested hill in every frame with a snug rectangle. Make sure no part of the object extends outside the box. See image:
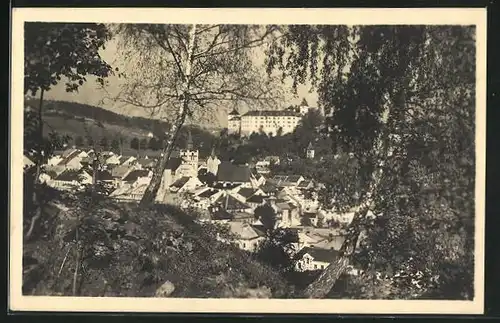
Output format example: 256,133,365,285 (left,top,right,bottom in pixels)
25,99,221,158
27,99,173,134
